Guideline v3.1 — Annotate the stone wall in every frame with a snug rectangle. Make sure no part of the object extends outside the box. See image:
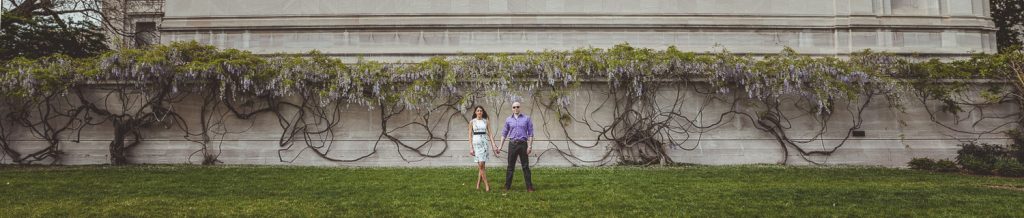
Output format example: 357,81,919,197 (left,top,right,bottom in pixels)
6,1,1004,167
1,83,1014,167
159,0,997,62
